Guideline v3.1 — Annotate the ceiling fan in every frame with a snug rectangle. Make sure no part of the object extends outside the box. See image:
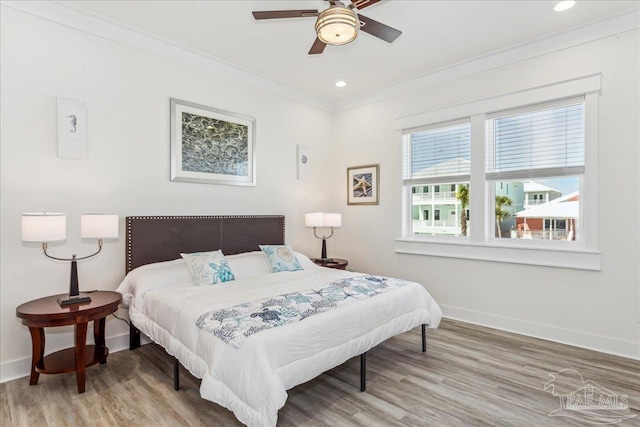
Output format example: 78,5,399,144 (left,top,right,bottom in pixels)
252,0,402,55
